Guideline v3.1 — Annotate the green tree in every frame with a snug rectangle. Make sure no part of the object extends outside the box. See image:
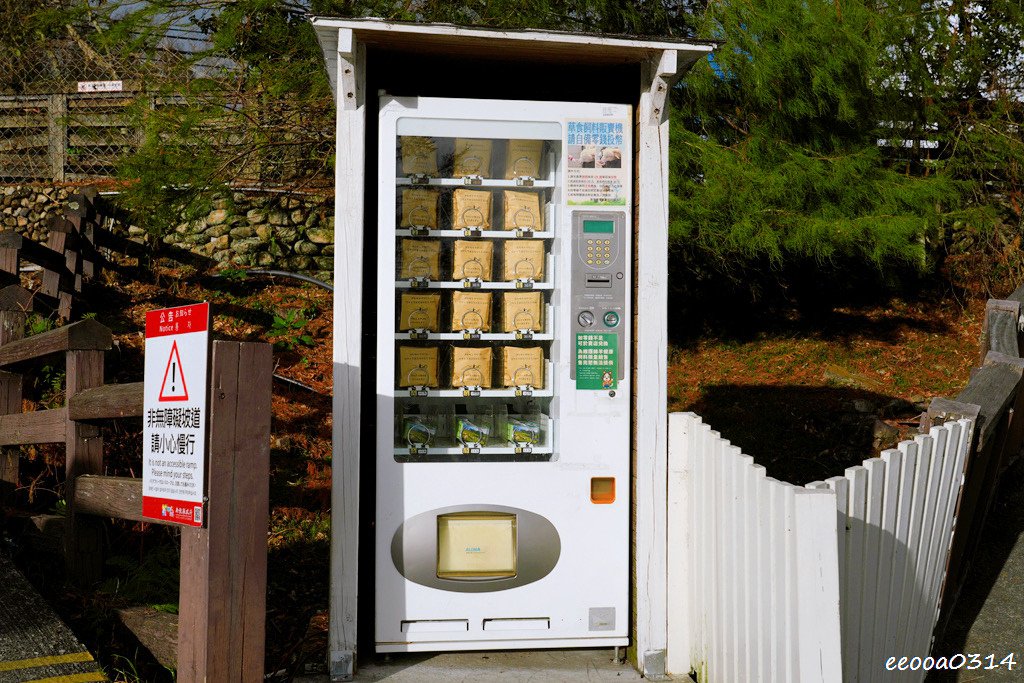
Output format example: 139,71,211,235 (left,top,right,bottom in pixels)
875,0,1024,295
1,0,78,93
672,1,955,276
670,0,1024,307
